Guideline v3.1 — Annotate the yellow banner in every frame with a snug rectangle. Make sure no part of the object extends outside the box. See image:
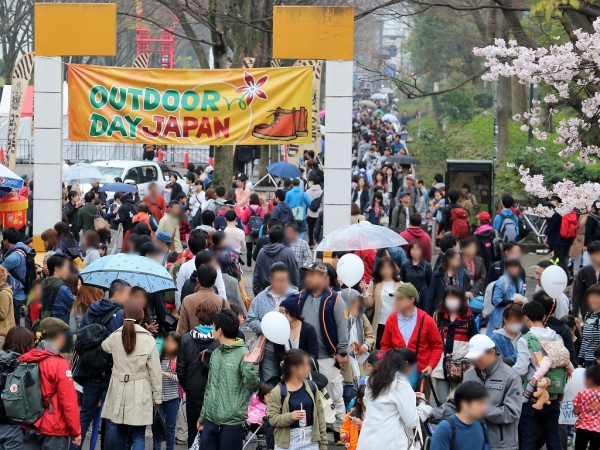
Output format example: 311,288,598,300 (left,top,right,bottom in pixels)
68,64,313,145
